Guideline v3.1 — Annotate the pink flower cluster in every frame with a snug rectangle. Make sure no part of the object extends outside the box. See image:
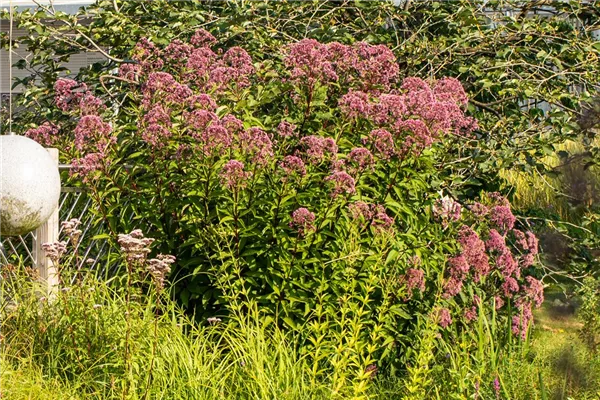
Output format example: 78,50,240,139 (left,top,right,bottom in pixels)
220,160,251,191
239,128,274,166
277,121,297,138
130,30,253,92
279,155,306,181
54,78,105,115
403,268,425,299
74,115,113,153
117,229,155,264
298,135,338,164
290,207,316,236
347,147,374,172
339,77,477,156
284,39,398,90
325,171,356,197
438,308,453,329
24,122,59,146
147,254,176,289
